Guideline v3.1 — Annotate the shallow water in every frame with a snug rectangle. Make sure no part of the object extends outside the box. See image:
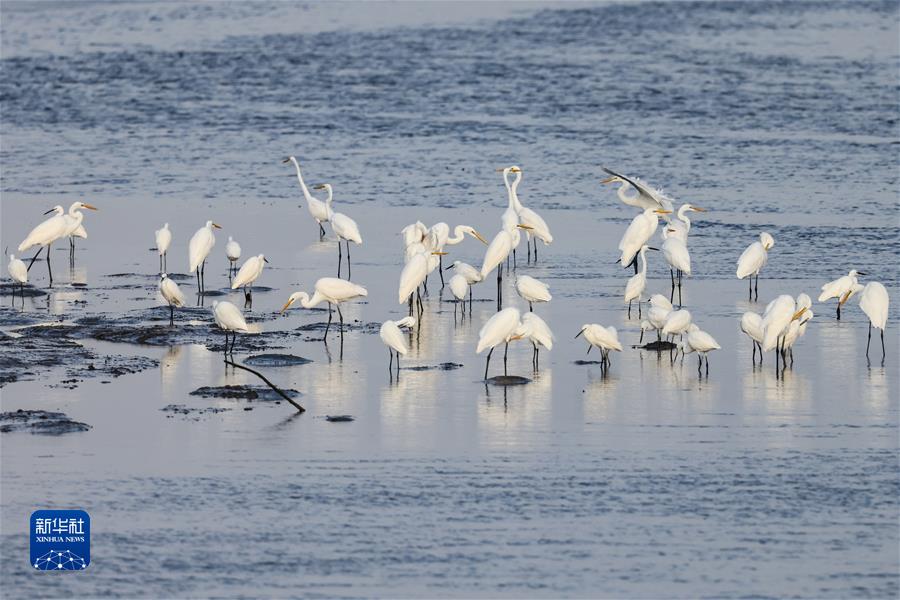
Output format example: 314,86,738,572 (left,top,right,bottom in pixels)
1,1,899,598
